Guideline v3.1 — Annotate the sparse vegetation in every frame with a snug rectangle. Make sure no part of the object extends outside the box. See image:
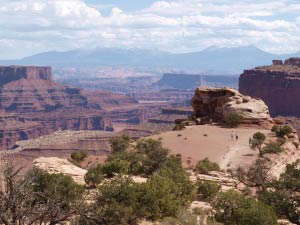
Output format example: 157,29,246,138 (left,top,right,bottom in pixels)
173,123,186,131
213,190,278,225
71,150,88,165
272,124,293,138
259,160,300,224
85,164,104,187
250,132,266,155
195,158,221,174
109,134,131,153
224,112,244,127
261,142,284,156
197,180,221,202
